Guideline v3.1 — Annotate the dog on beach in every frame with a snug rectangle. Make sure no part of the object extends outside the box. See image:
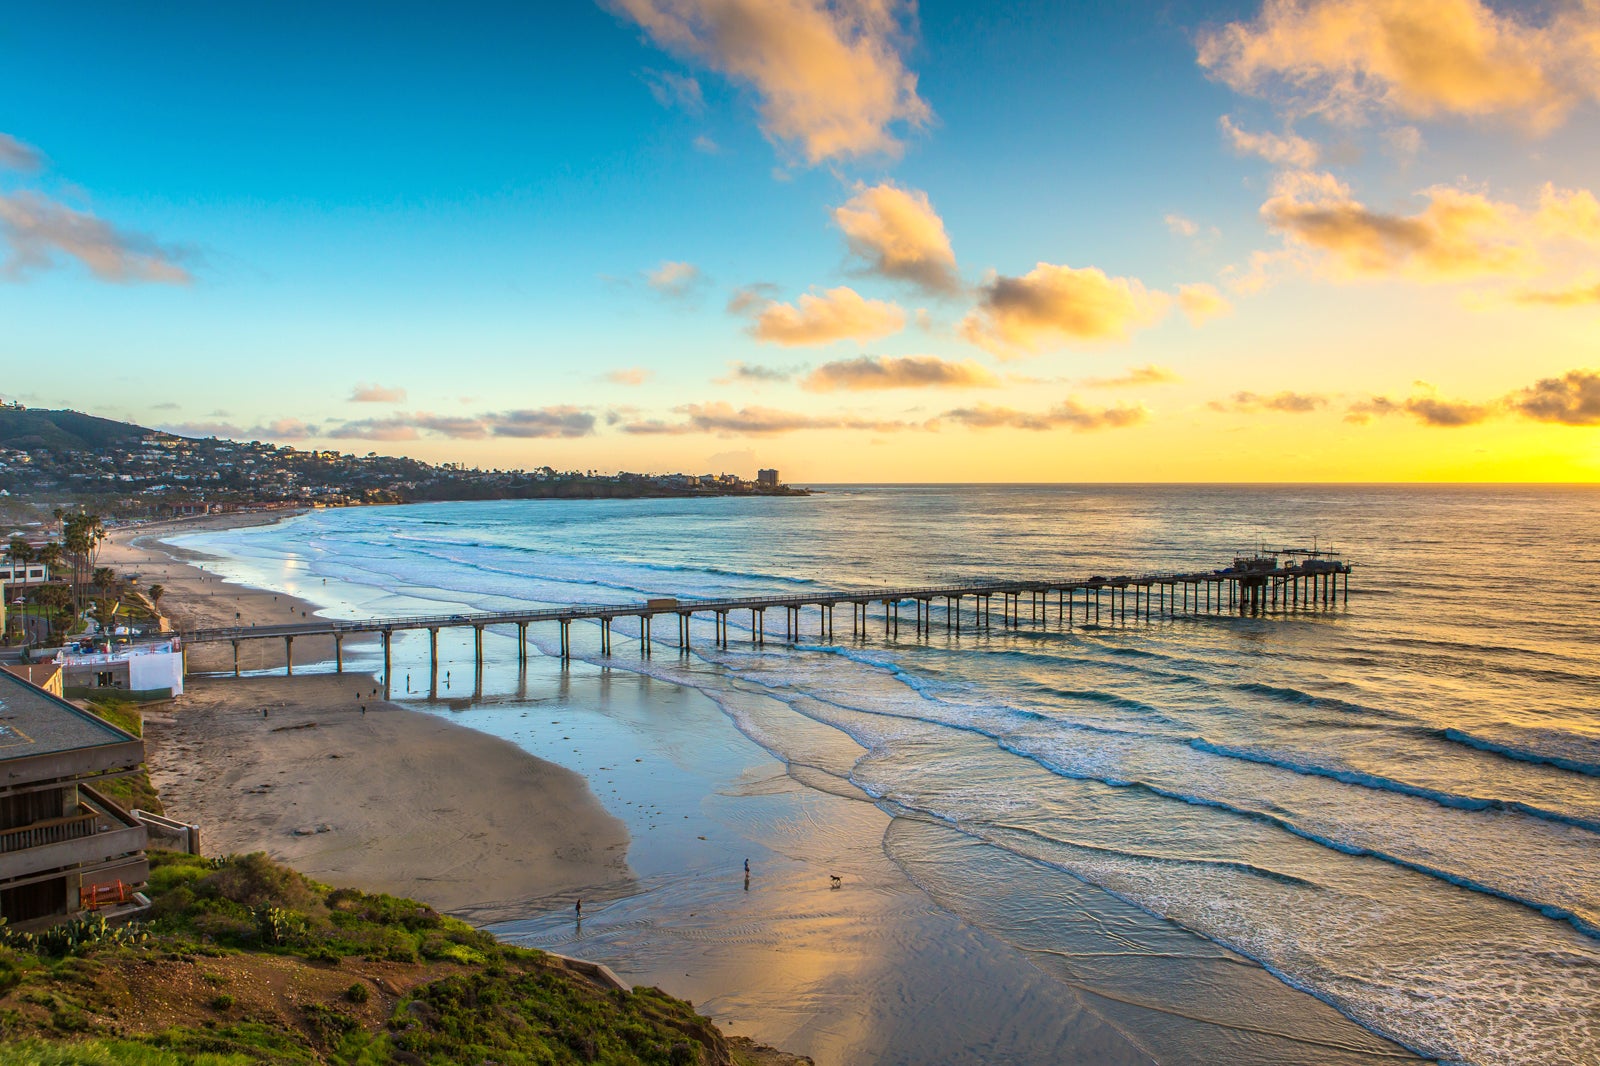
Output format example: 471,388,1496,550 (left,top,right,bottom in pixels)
829,874,842,889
